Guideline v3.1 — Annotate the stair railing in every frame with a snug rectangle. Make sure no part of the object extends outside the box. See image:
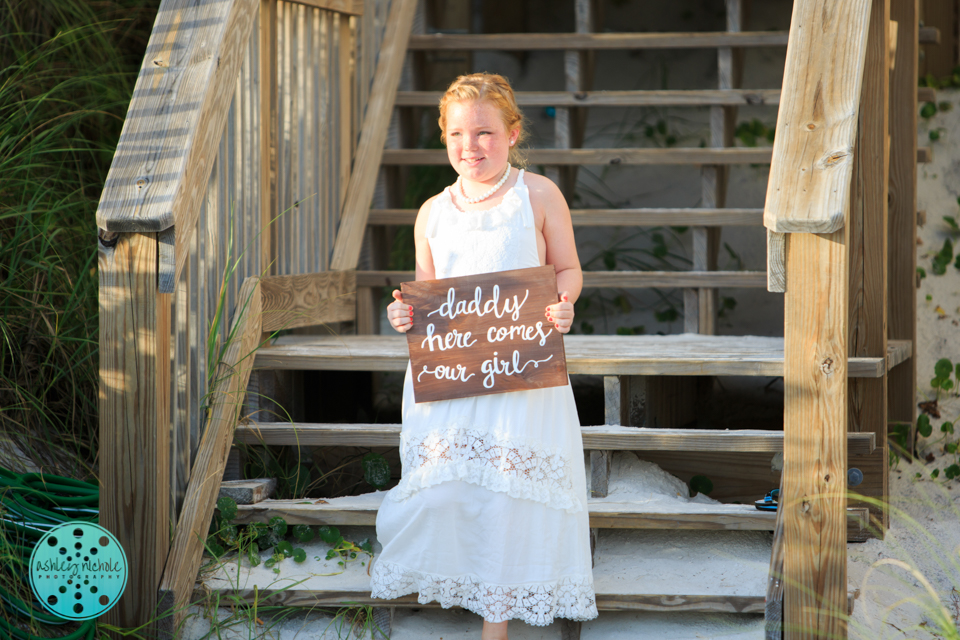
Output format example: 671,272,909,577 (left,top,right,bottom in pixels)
763,0,916,637
95,0,394,635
